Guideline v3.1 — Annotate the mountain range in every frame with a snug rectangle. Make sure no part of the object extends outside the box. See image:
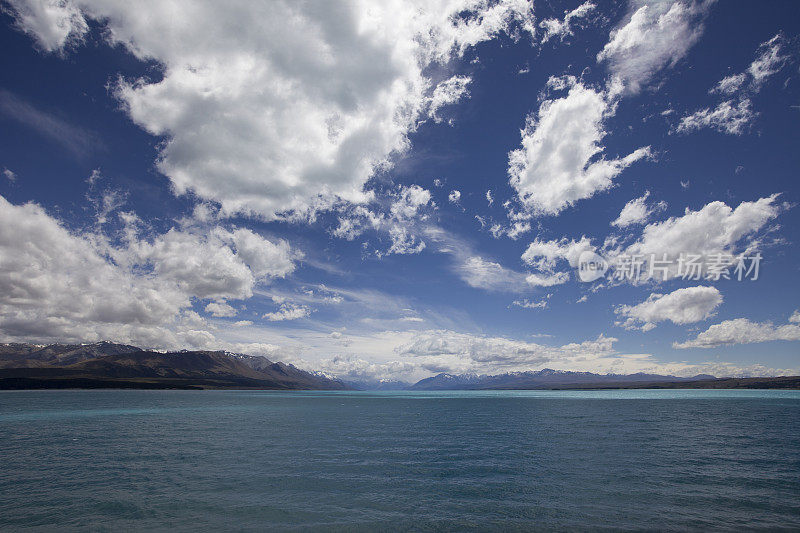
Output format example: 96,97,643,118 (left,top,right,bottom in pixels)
1,342,798,390
408,369,718,390
351,369,800,390
0,342,346,390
